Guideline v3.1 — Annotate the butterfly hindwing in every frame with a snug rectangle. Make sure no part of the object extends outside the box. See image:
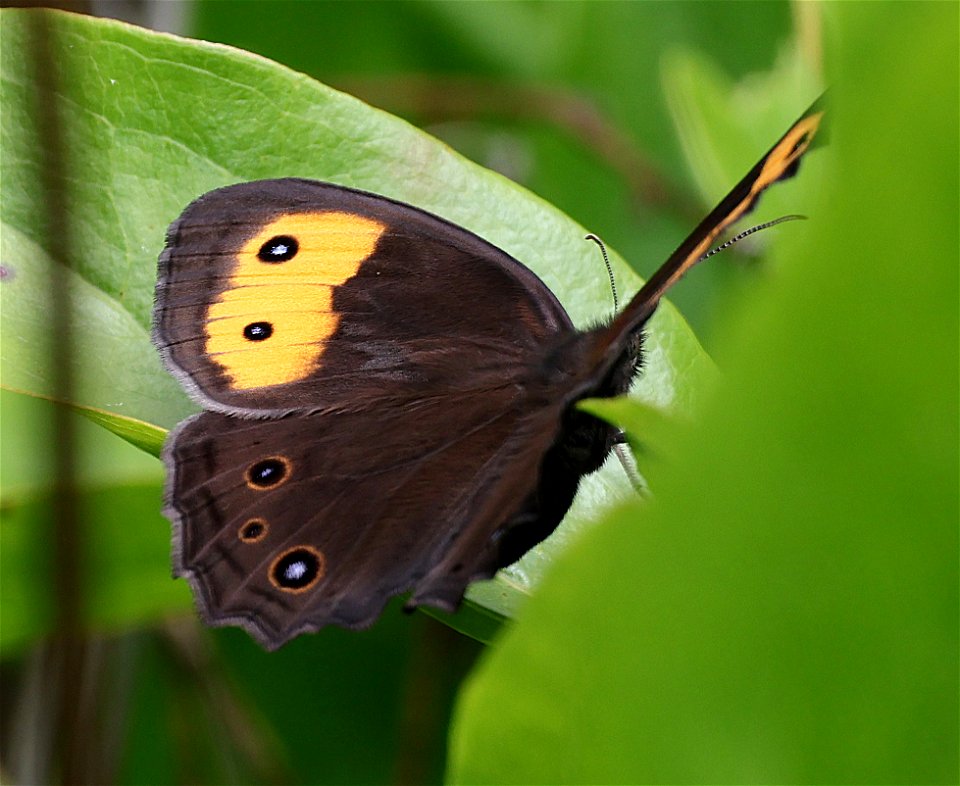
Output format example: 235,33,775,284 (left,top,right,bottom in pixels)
164,388,563,648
